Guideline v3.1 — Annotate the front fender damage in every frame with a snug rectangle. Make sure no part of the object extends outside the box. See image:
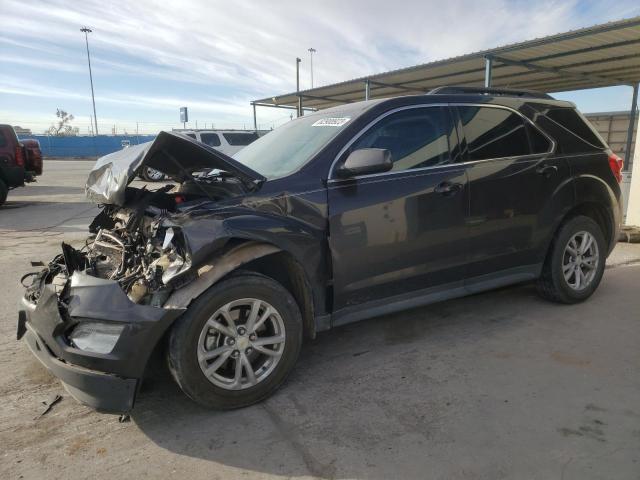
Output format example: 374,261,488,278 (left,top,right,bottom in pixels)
164,241,280,308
